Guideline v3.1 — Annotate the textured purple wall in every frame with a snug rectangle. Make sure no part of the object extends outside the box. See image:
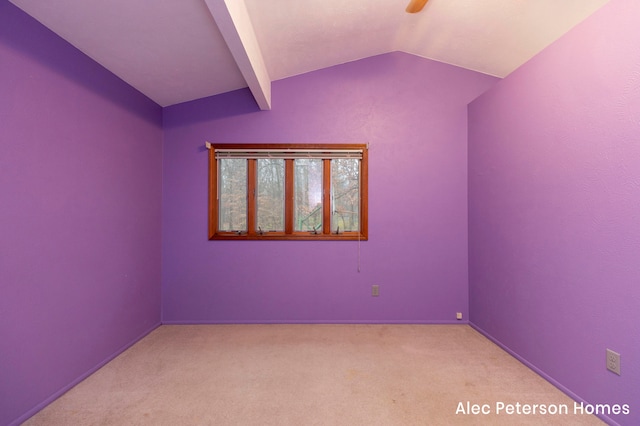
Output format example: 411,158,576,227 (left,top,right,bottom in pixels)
162,52,497,323
0,3,163,425
468,0,639,424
